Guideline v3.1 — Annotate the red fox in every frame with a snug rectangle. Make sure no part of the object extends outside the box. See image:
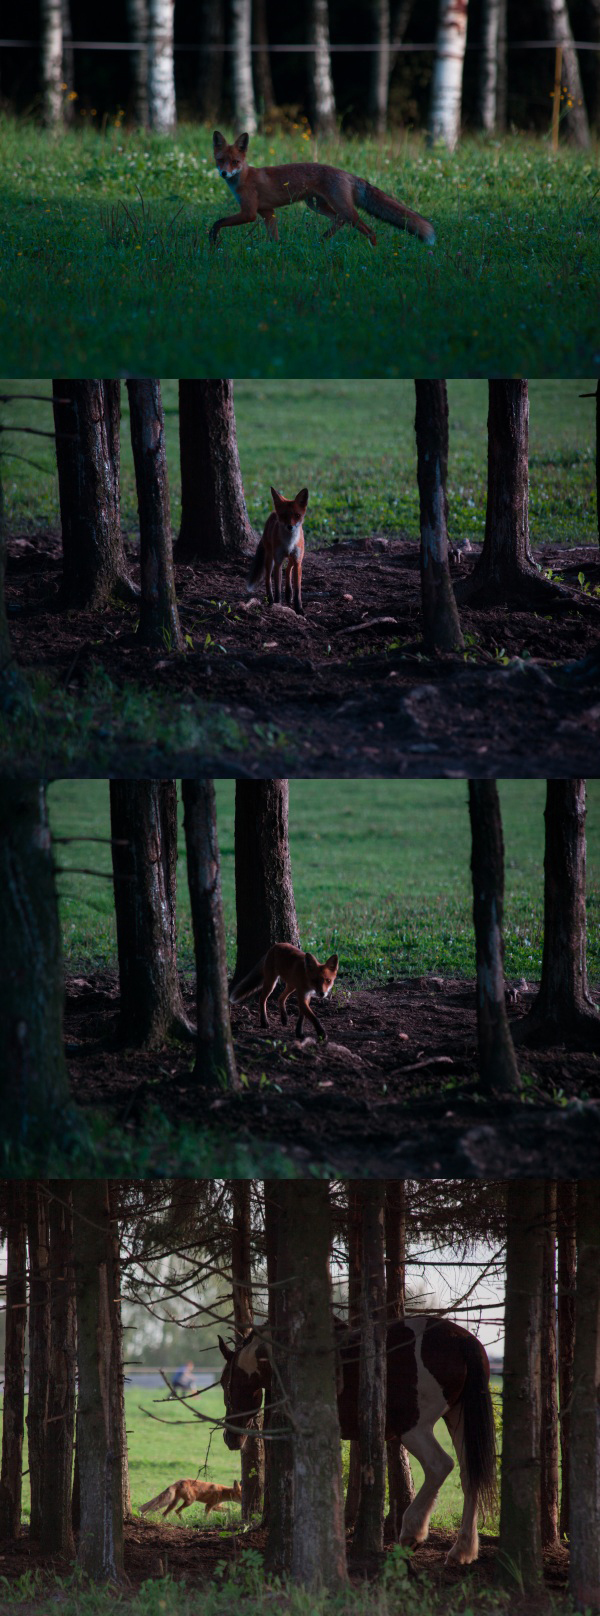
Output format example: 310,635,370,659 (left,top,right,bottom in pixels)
210,132,435,249
140,1477,241,1520
230,942,339,1040
248,487,308,615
